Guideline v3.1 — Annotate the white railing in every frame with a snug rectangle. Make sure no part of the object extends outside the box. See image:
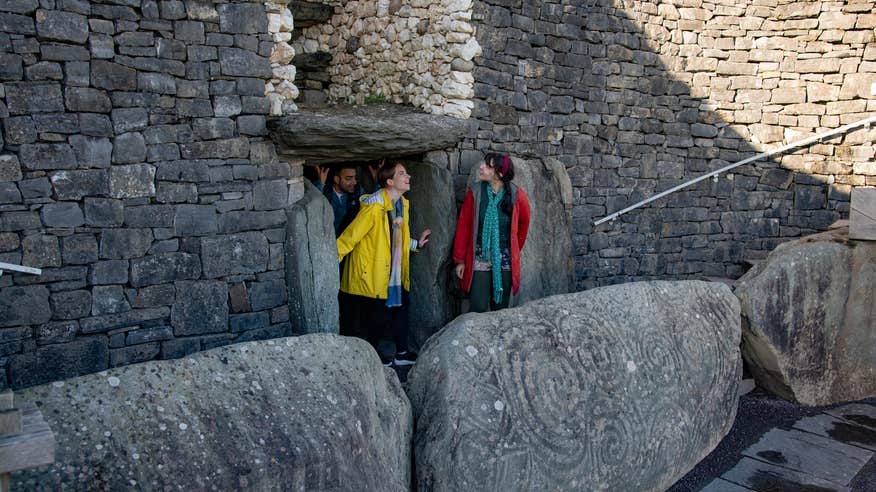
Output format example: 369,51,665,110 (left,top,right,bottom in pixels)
0,261,42,276
594,114,876,226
